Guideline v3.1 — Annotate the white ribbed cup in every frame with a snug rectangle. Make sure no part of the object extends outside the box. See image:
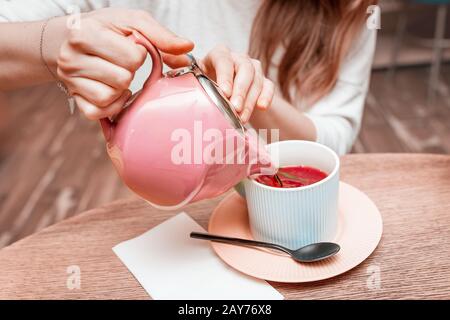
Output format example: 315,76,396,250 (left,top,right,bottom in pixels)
237,140,340,250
